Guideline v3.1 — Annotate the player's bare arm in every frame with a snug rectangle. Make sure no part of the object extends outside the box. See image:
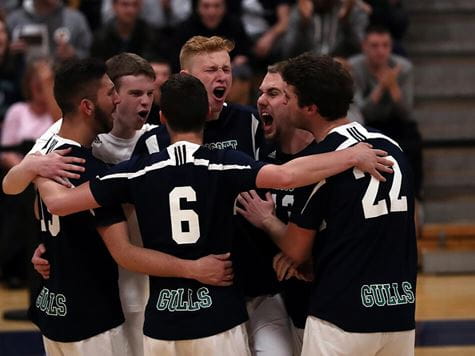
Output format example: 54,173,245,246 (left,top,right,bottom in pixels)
3,148,85,195
256,142,393,190
98,221,234,286
273,223,316,265
35,178,98,215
